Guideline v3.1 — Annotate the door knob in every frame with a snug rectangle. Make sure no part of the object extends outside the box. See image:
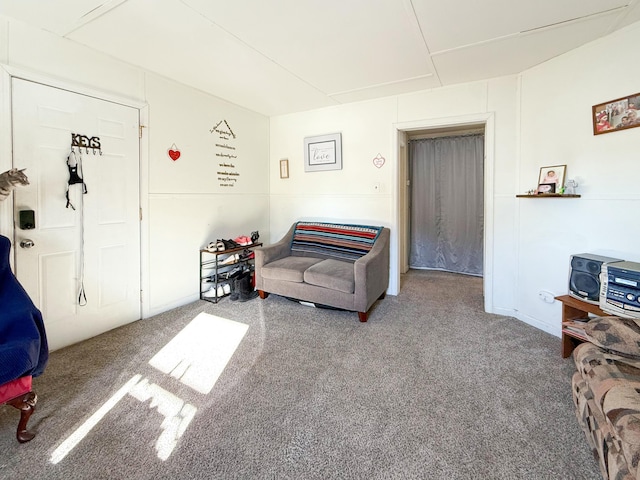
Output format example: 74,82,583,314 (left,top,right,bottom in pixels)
19,239,35,249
